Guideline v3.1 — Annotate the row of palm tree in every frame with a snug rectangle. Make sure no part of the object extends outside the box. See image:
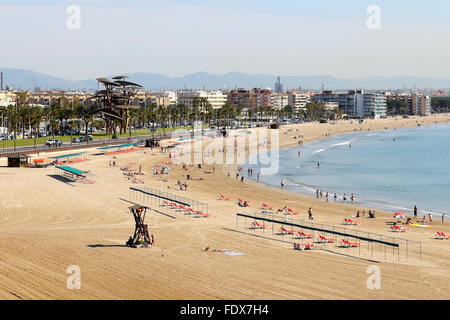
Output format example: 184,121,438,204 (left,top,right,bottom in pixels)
0,92,103,150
